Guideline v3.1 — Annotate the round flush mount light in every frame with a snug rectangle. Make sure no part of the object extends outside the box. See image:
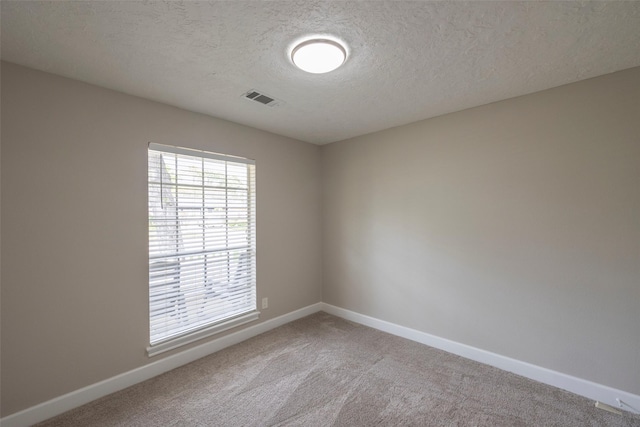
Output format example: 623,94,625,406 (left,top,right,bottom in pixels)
291,39,347,74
